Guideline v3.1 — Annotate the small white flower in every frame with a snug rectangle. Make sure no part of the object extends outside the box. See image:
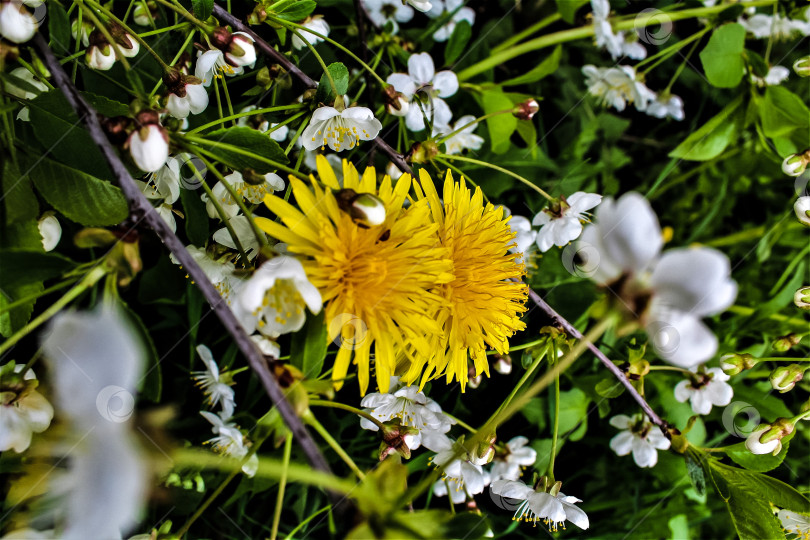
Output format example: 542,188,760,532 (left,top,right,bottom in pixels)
490,436,537,482
200,411,258,476
237,106,290,141
234,256,323,338
227,32,256,68
359,376,455,450
362,0,413,33
745,425,782,455
0,0,39,43
167,80,209,119
193,345,236,419
582,65,656,112
609,414,670,468
646,93,685,121
213,214,264,260
431,435,488,503
673,367,733,415
434,115,484,155
508,215,537,262
784,154,808,177
302,106,382,152
490,479,589,531
171,246,242,303
533,192,602,252
580,192,737,369
739,13,810,40
86,44,117,71
195,49,243,86
0,365,53,453
386,52,457,131
591,0,647,61
795,196,810,226
292,15,330,50
777,509,810,538
128,122,170,173
427,0,475,42
37,211,61,252
751,65,790,87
